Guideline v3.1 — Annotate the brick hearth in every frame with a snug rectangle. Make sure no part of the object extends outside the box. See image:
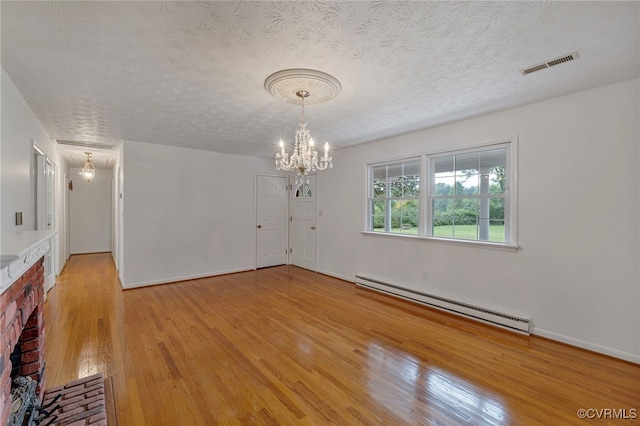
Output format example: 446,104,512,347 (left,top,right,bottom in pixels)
0,257,46,426
41,374,107,426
